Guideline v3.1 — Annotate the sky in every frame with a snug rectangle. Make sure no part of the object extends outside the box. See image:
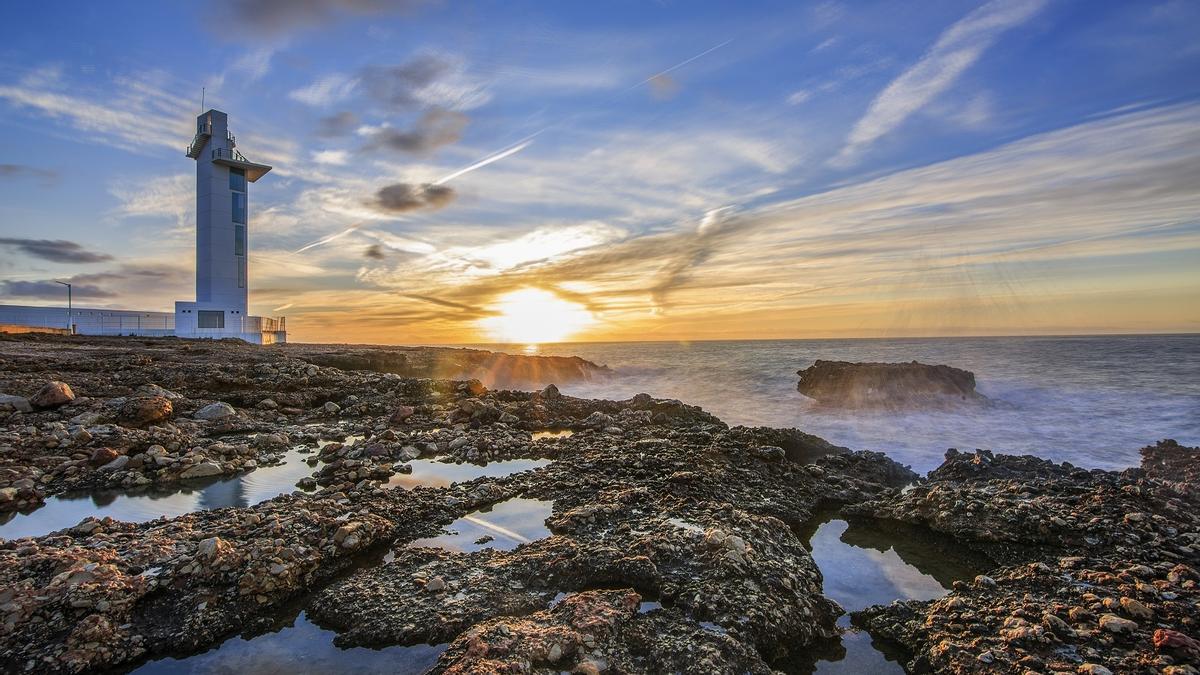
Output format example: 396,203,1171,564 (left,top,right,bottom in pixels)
0,0,1198,344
